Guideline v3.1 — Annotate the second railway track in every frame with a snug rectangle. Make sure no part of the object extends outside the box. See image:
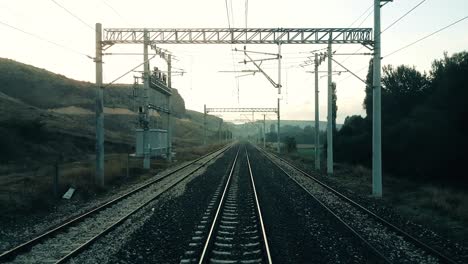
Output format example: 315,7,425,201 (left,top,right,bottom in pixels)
252,144,458,264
